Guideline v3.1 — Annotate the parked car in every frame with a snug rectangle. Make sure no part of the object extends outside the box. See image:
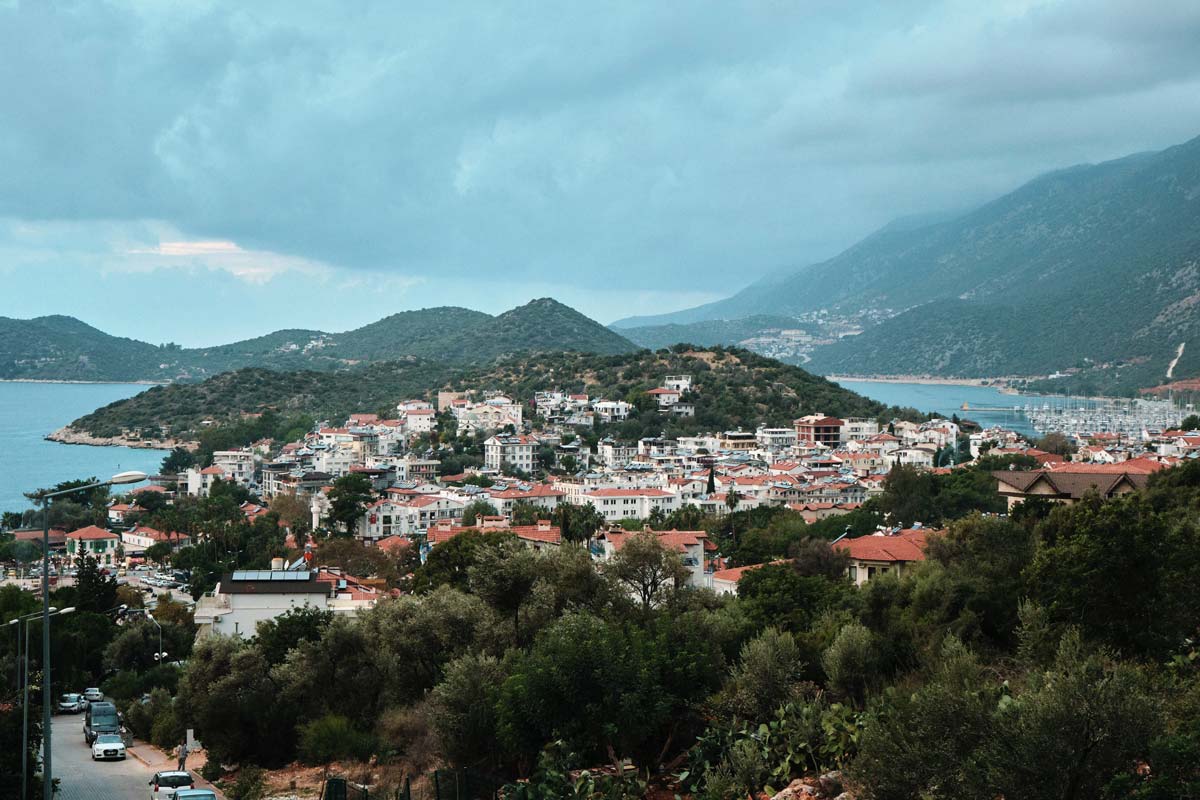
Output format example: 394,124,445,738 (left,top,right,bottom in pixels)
174,790,217,800
149,770,195,799
83,687,103,702
91,732,127,761
83,701,121,745
57,693,87,714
